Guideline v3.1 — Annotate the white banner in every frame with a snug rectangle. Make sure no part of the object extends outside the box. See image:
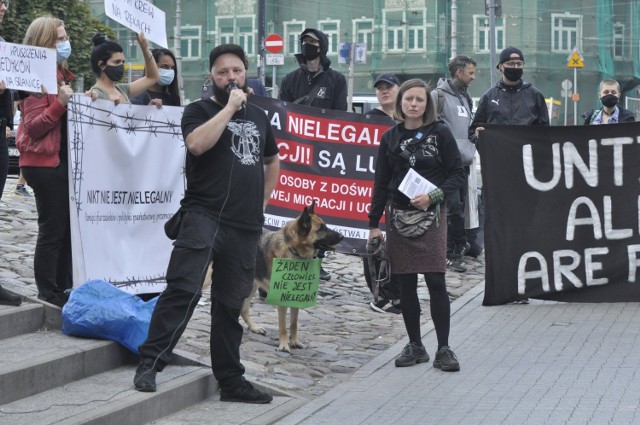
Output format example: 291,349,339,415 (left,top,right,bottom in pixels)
67,95,184,294
104,0,168,48
0,42,57,94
